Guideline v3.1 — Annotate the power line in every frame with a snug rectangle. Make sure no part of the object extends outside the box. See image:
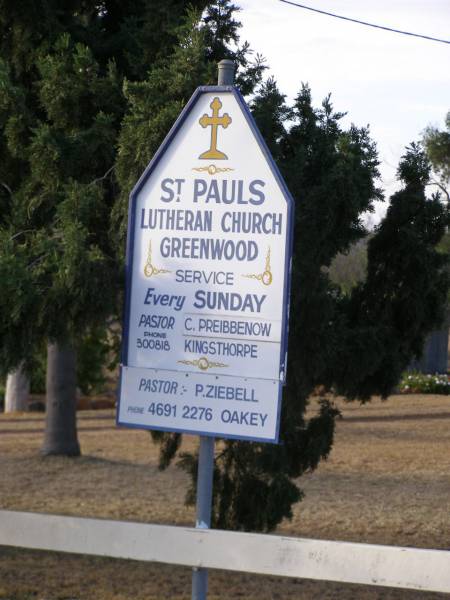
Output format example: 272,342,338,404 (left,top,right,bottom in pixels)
279,0,450,45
